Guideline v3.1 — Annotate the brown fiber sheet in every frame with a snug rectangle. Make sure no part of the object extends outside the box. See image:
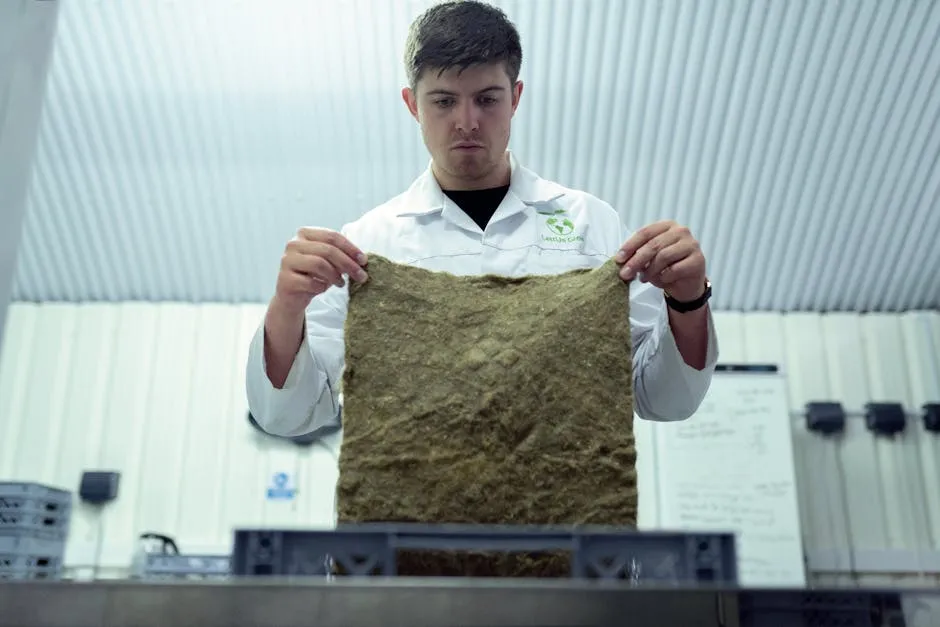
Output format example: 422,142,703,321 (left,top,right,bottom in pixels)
337,255,637,577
